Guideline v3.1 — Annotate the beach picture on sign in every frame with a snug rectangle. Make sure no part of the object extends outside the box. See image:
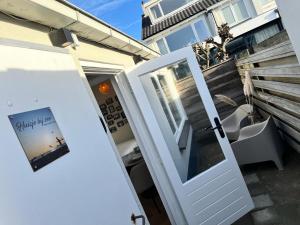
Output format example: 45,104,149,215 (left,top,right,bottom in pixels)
9,107,69,172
